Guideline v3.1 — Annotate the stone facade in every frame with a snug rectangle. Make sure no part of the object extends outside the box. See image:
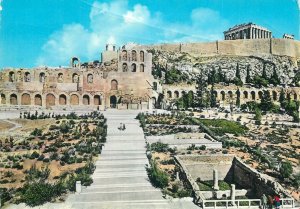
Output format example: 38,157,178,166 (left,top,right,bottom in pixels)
0,44,158,110
283,34,295,40
224,23,272,40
